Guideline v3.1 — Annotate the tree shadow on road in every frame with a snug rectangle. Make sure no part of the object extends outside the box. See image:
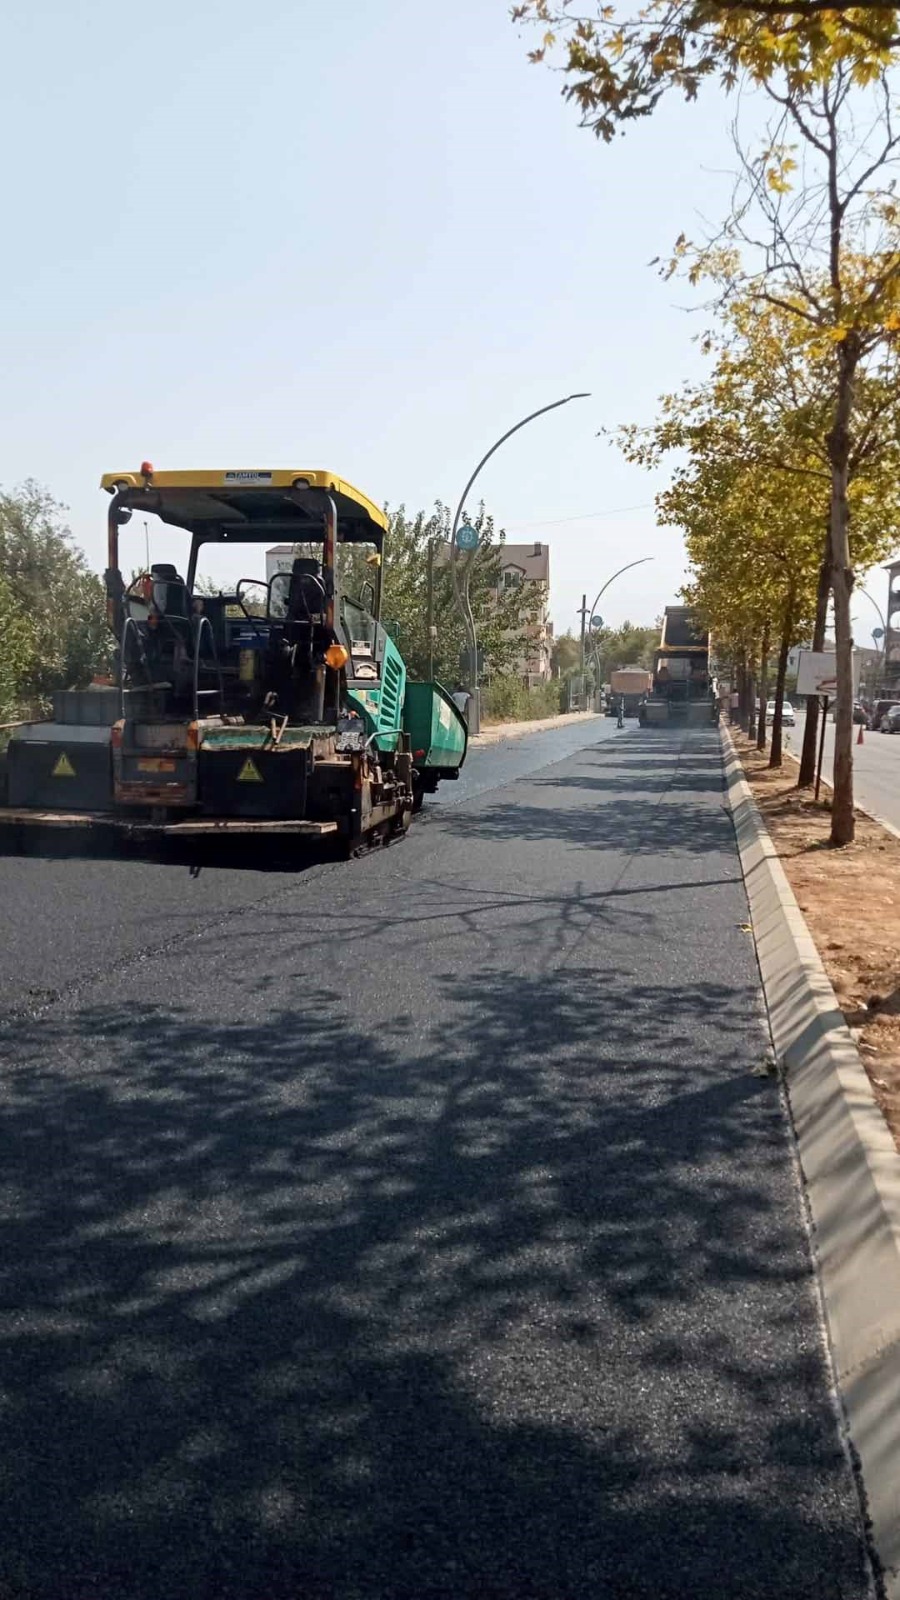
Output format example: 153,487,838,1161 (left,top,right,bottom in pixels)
436,737,732,860
0,959,867,1598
